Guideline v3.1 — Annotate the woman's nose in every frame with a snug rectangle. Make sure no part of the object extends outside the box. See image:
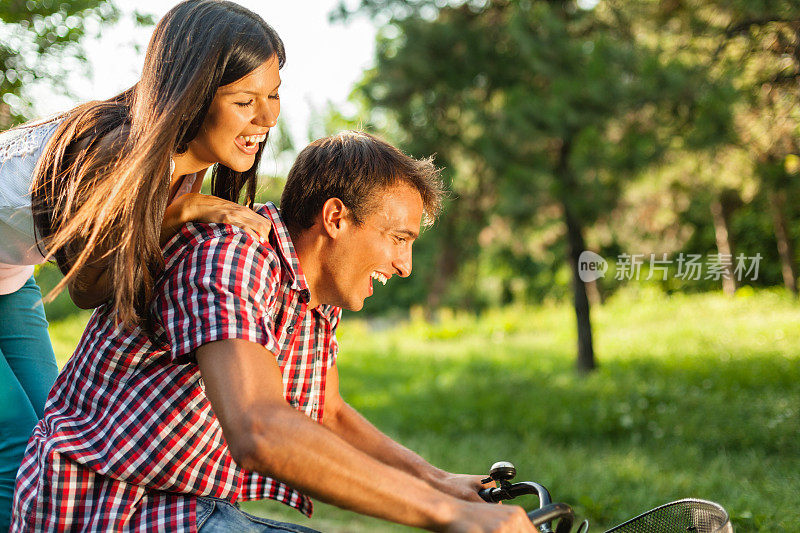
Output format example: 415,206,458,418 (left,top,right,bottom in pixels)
256,102,278,128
